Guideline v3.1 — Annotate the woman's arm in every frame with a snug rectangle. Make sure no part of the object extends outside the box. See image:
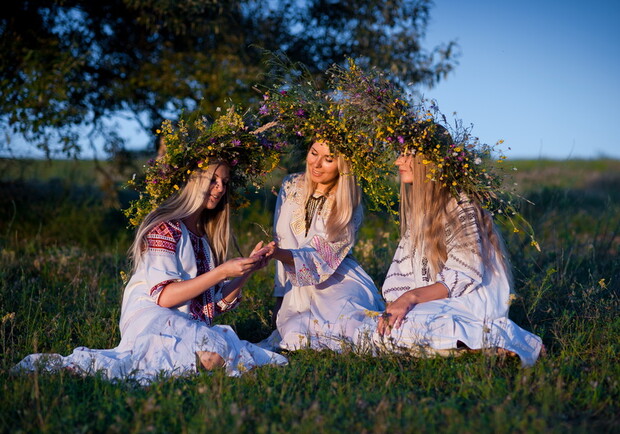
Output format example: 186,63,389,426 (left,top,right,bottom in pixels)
377,282,448,336
270,243,294,267
158,255,262,308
